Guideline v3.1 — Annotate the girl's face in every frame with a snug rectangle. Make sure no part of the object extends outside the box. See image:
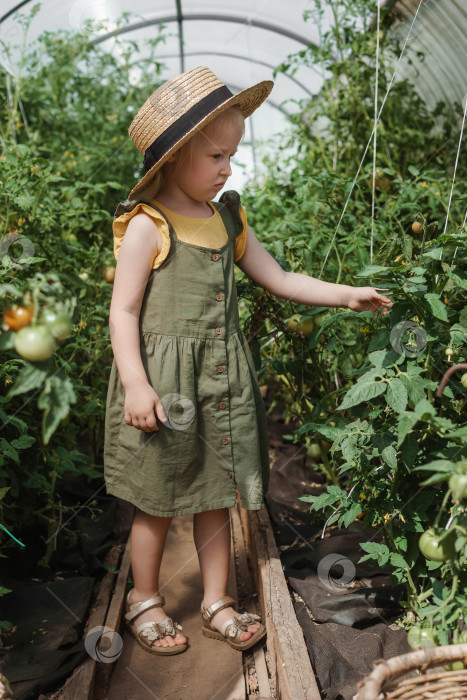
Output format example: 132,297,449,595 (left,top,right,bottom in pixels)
168,108,244,204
